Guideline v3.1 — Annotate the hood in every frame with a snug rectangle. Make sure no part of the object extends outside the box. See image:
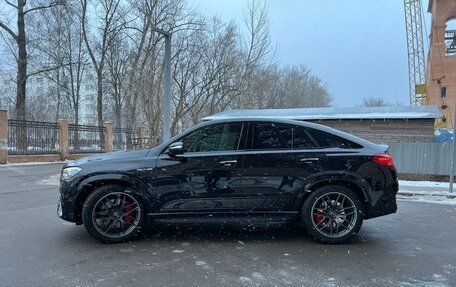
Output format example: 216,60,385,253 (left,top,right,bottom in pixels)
67,149,151,167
